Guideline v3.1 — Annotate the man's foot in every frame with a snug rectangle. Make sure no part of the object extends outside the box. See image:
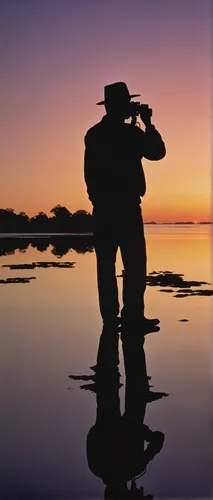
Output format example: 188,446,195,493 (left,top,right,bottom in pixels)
119,315,160,326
